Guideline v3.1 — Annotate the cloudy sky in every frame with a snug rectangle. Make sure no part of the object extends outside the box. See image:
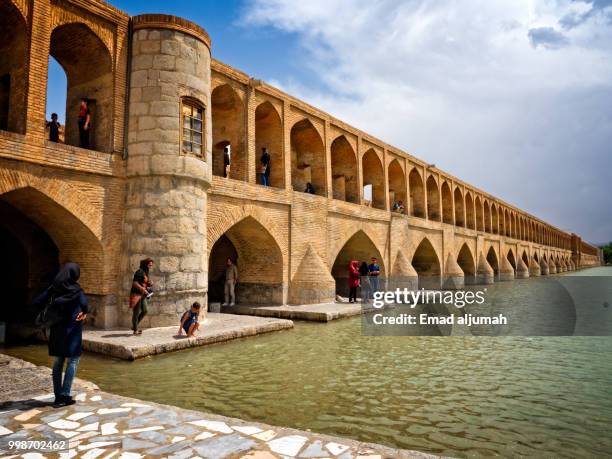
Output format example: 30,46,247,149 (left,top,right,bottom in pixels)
48,0,612,243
